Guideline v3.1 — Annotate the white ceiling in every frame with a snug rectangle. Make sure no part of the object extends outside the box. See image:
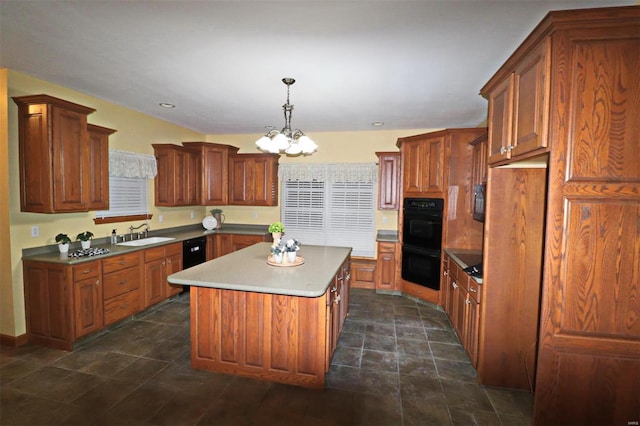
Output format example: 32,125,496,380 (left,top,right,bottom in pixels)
1,0,635,135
